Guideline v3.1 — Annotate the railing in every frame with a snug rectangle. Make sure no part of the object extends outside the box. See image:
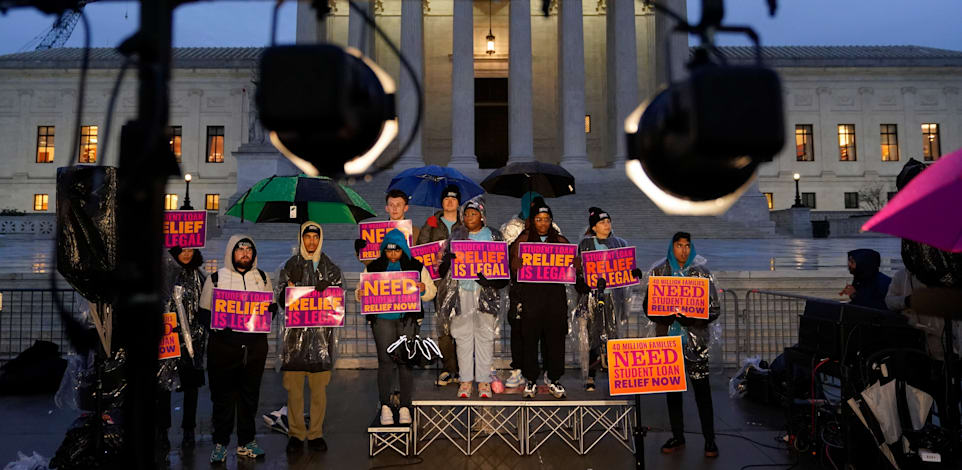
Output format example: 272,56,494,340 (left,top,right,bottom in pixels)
741,290,812,364
0,288,80,362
